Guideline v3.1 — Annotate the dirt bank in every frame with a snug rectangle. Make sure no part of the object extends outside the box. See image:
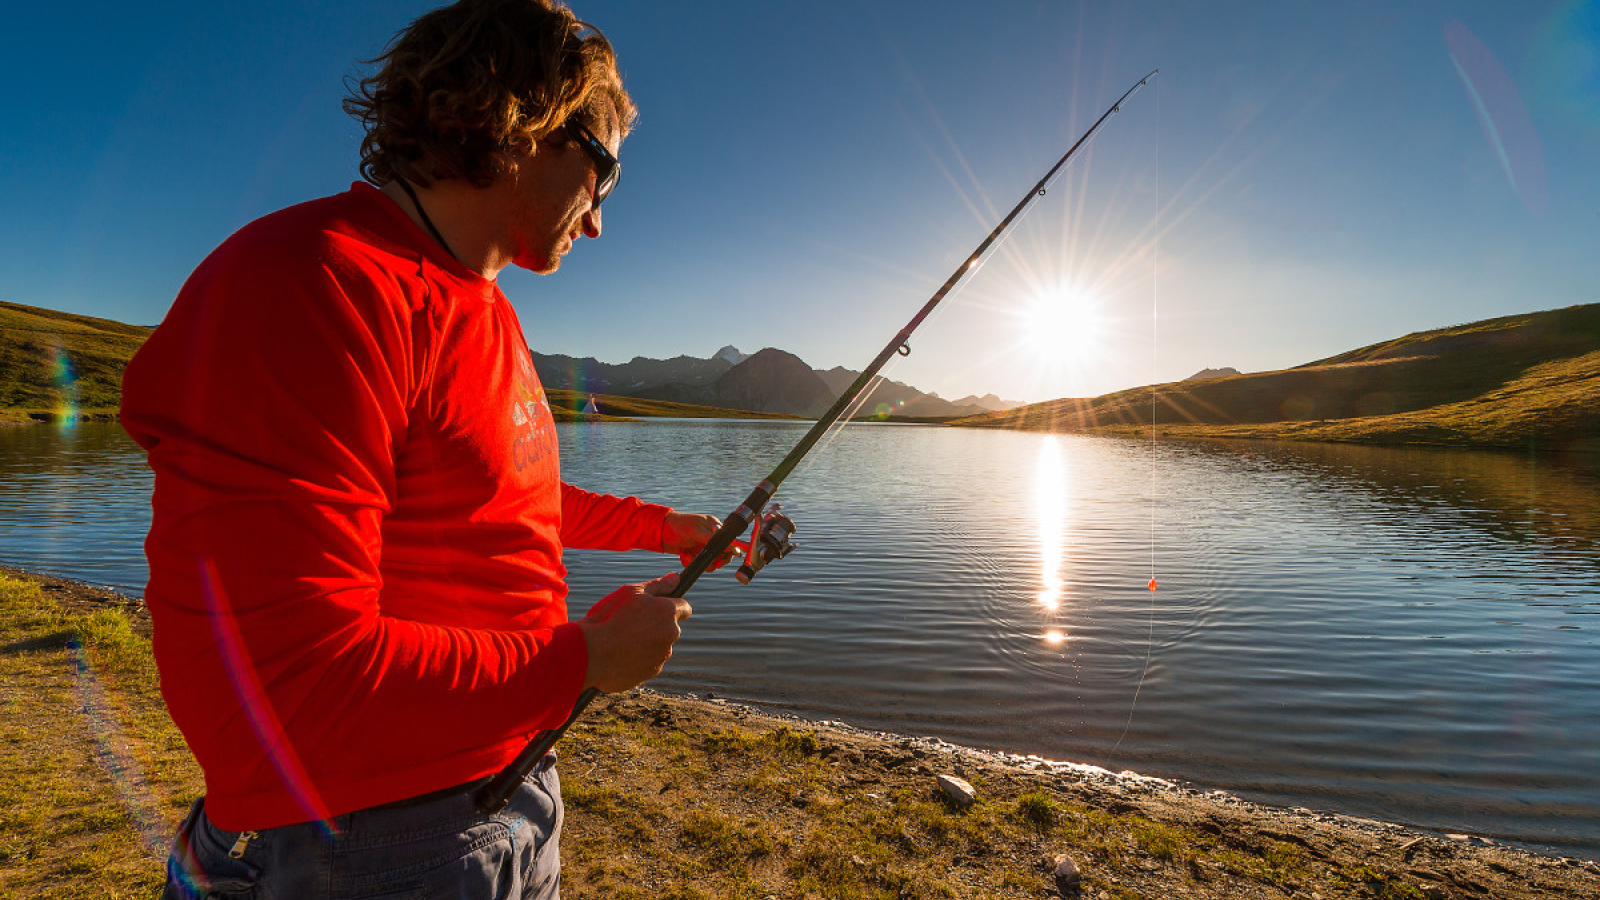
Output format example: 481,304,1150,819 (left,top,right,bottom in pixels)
559,689,1600,899
8,565,1599,899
